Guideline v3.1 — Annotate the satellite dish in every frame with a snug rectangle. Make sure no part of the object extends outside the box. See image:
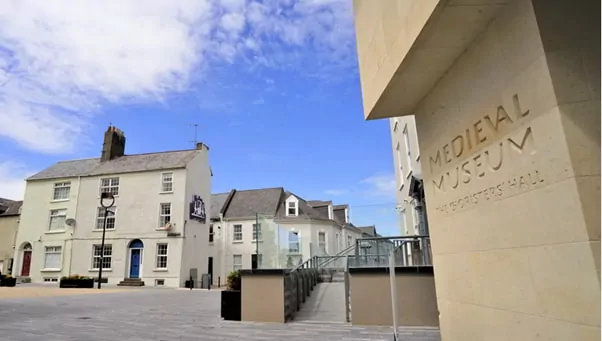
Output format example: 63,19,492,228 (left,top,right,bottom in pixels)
65,218,76,227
